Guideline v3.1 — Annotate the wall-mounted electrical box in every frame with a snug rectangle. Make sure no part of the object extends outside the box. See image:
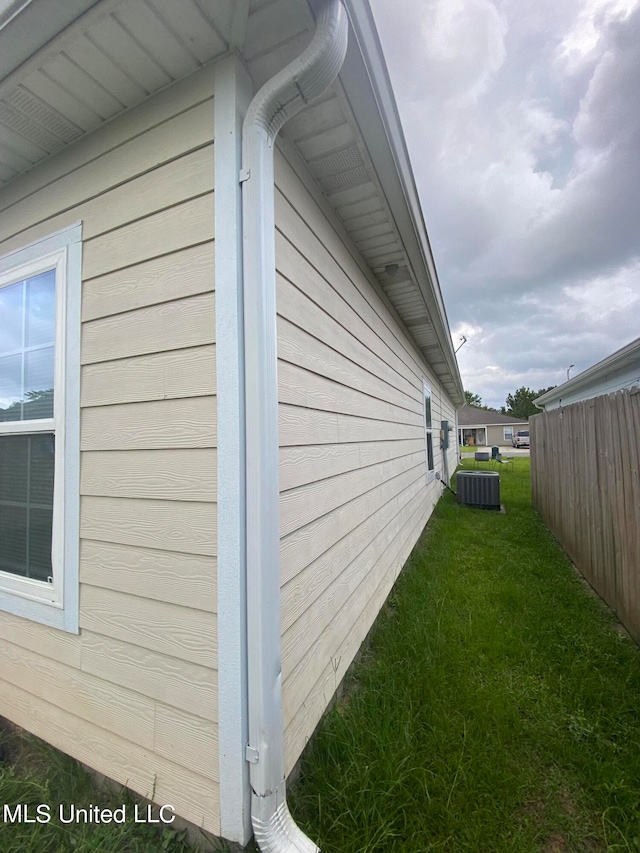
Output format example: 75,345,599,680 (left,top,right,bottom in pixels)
440,420,450,450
